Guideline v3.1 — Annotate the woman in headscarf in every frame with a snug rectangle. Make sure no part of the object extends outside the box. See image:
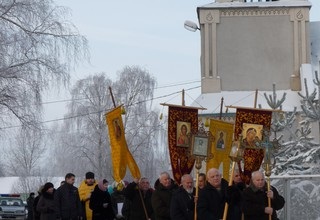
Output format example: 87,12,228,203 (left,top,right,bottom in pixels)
89,179,115,220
